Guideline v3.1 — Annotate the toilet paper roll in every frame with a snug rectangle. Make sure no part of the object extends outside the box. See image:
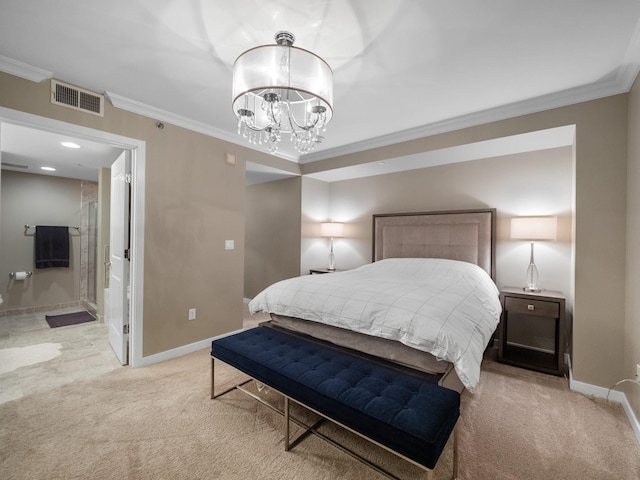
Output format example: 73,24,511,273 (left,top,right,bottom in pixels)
13,271,28,281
